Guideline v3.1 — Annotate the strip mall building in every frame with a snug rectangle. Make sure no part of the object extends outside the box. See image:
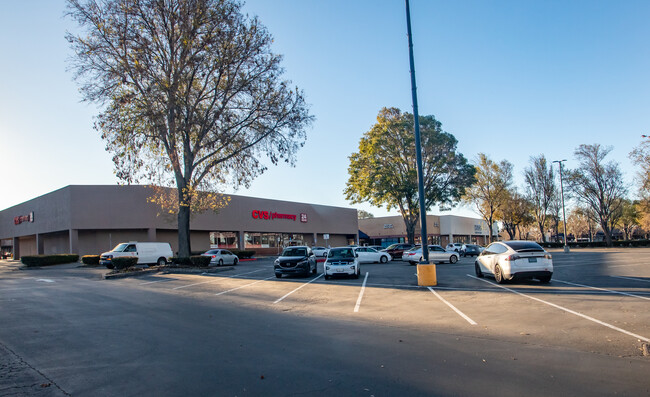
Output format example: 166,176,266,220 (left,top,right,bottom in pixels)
358,214,496,247
0,185,359,258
